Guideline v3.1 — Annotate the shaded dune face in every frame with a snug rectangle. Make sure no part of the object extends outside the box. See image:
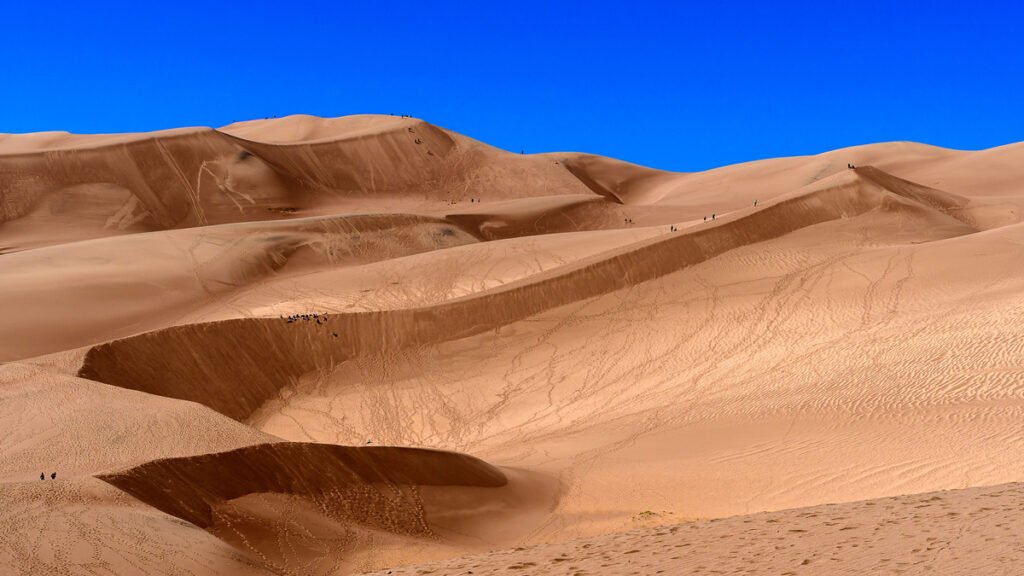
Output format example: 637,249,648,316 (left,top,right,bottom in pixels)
560,153,680,205
0,120,462,249
220,119,459,195
0,131,254,229
96,443,507,530
77,167,975,423
95,442,545,576
0,116,595,252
